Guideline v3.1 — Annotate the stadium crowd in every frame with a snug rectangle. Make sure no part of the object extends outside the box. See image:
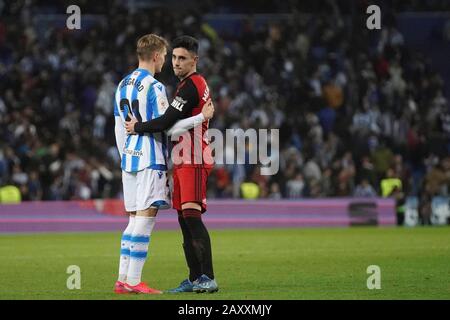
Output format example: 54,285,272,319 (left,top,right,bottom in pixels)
0,1,449,212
